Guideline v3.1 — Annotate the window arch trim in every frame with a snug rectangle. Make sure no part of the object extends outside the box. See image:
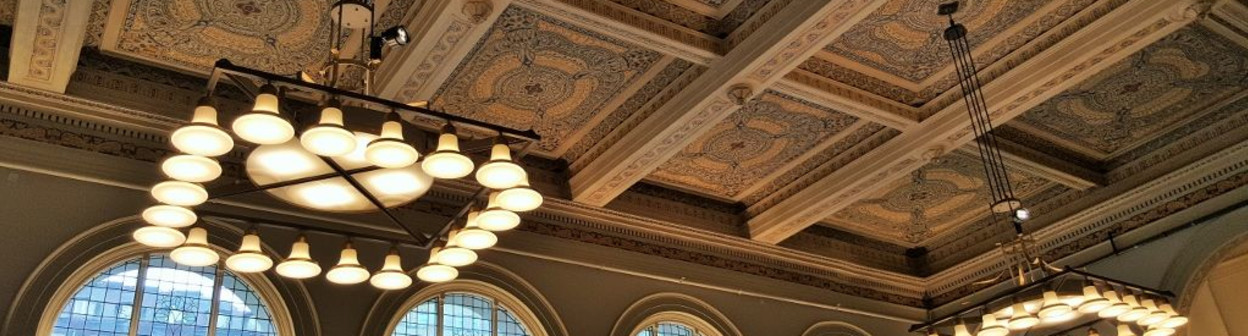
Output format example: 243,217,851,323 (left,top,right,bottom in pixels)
610,293,742,336
383,280,551,336
628,311,722,336
801,321,873,336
